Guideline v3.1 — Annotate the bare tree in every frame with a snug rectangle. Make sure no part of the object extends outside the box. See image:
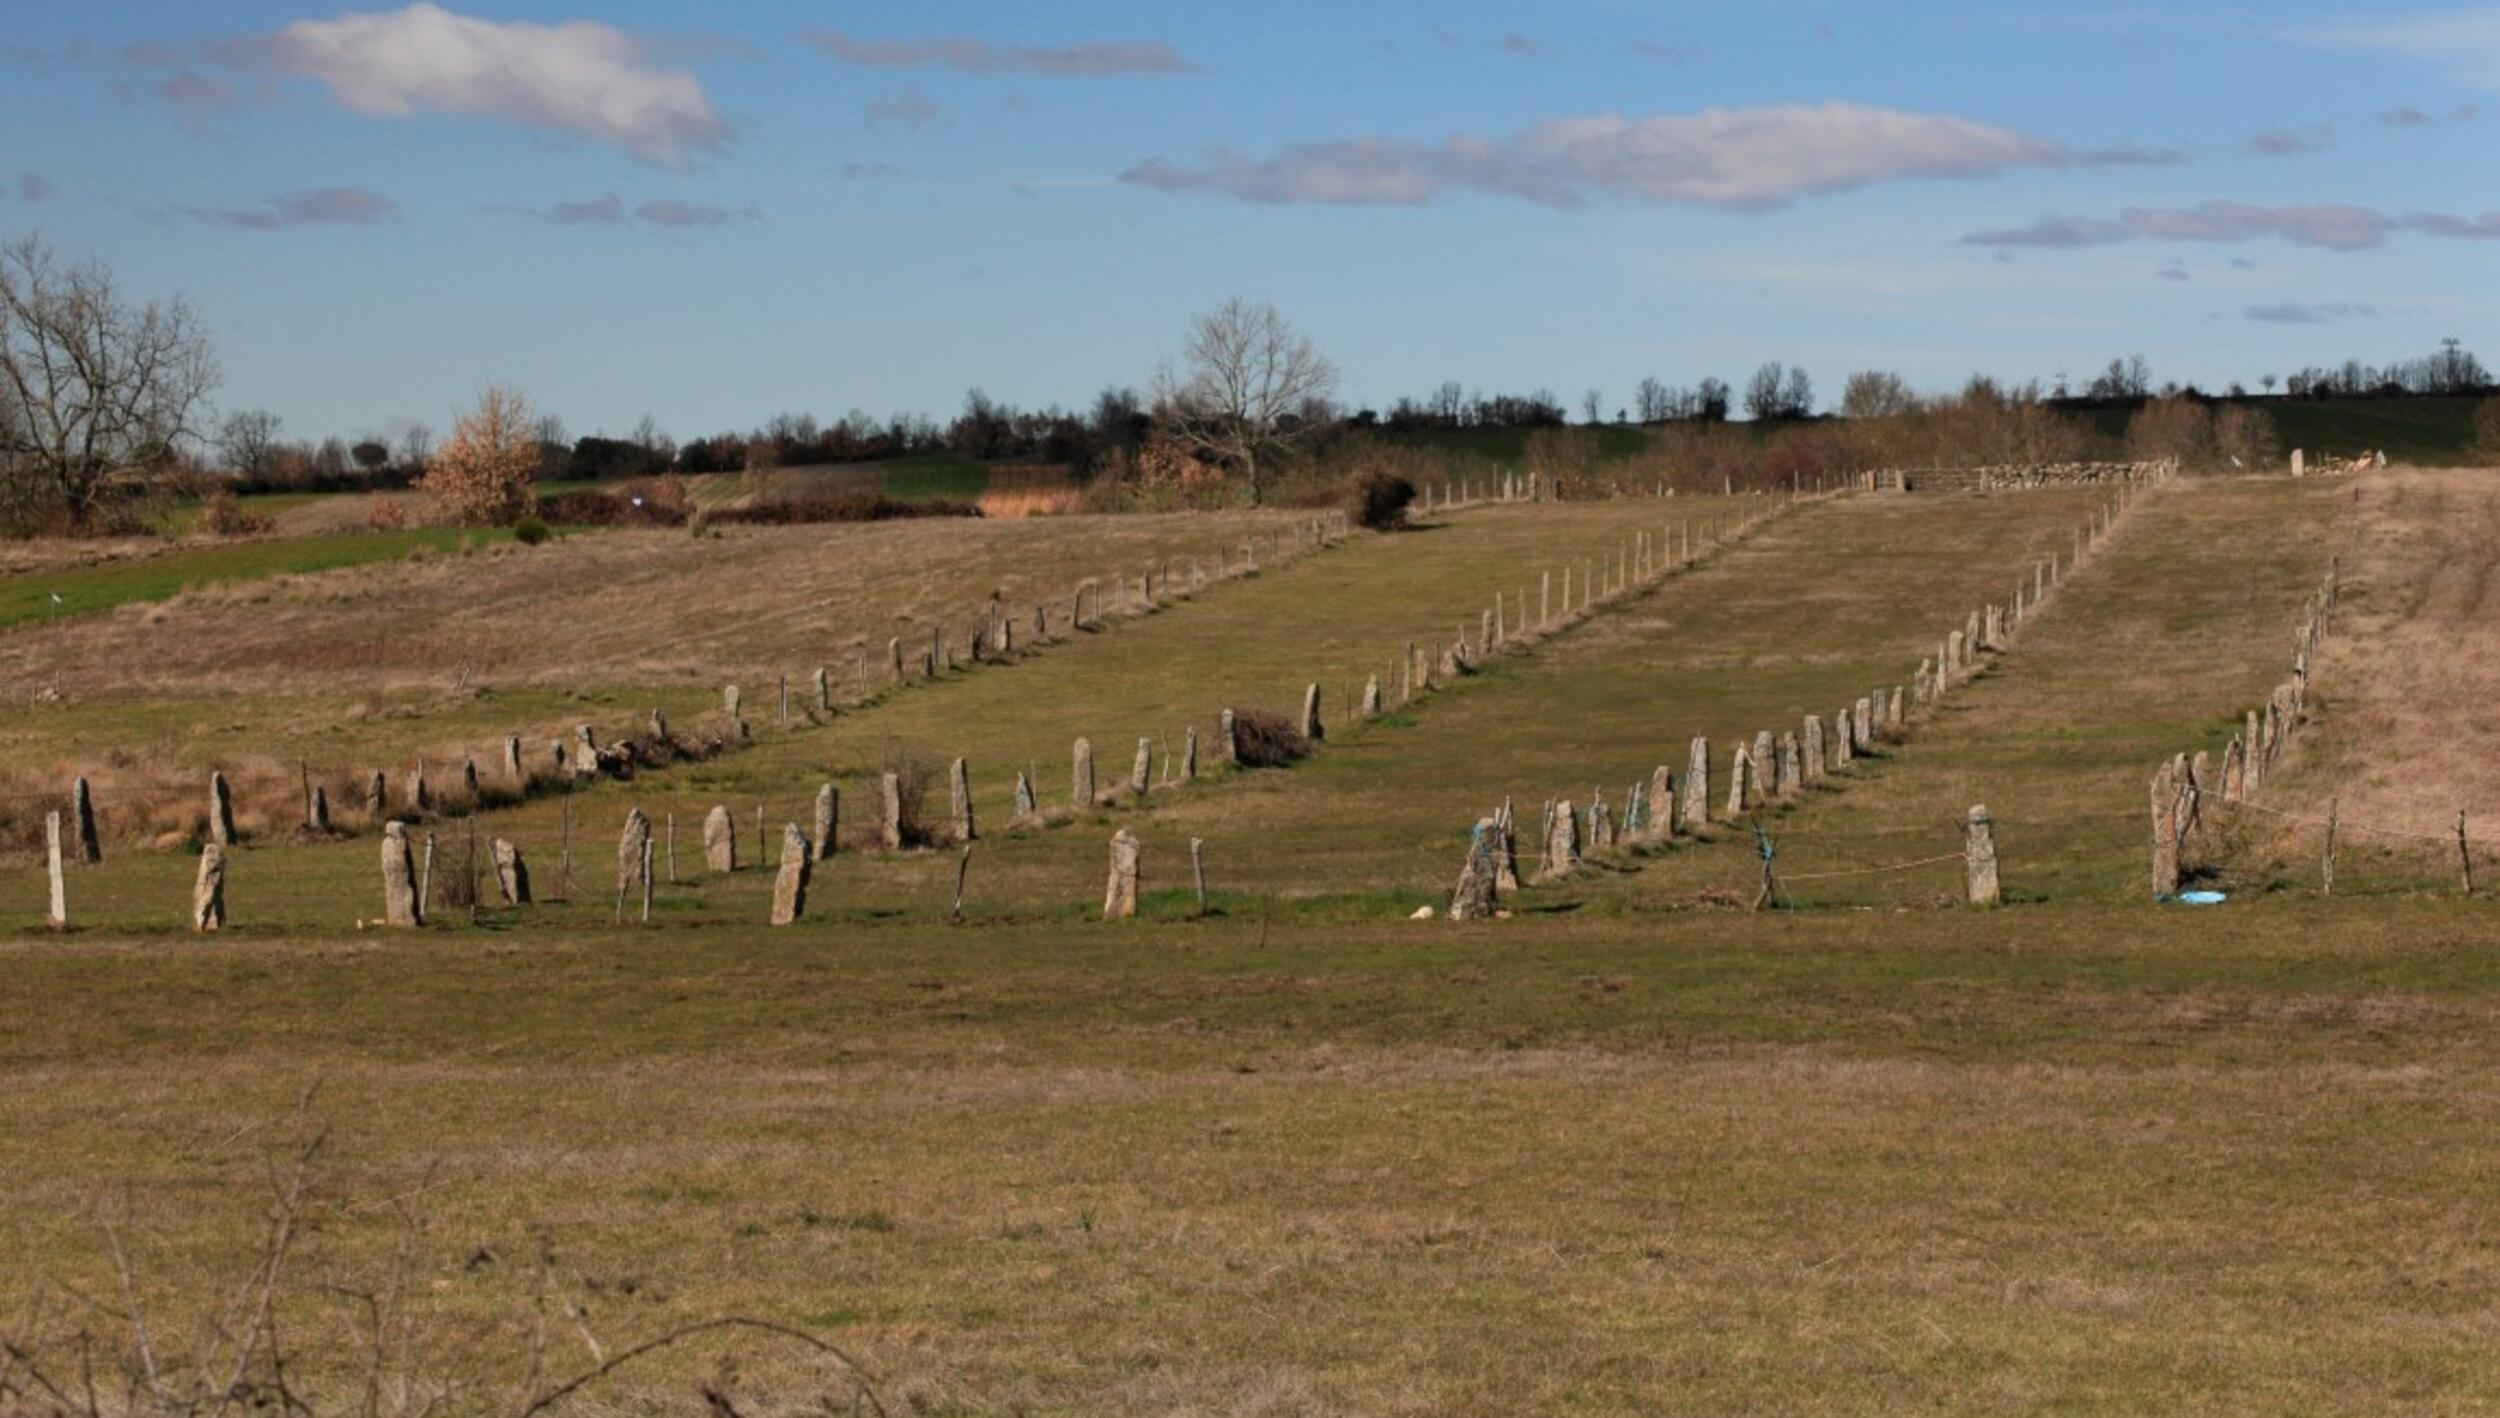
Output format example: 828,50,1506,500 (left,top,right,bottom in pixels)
1581,388,1603,425
396,423,433,474
1158,297,1338,505
1743,362,1787,421
217,408,284,480
0,232,218,532
1840,370,1917,420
